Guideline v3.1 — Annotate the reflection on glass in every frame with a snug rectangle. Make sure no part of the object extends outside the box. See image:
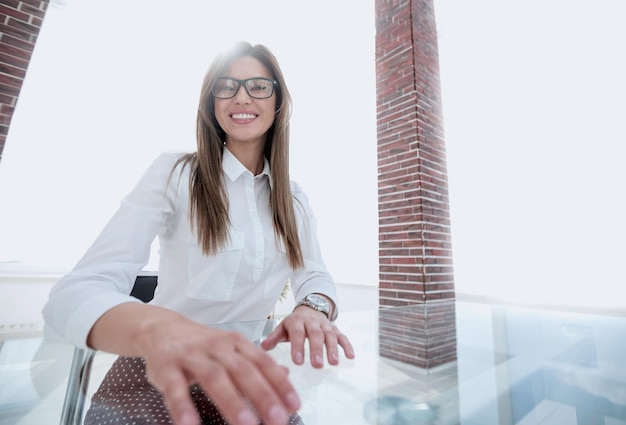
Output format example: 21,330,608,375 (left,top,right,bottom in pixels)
371,303,460,425
379,302,458,369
